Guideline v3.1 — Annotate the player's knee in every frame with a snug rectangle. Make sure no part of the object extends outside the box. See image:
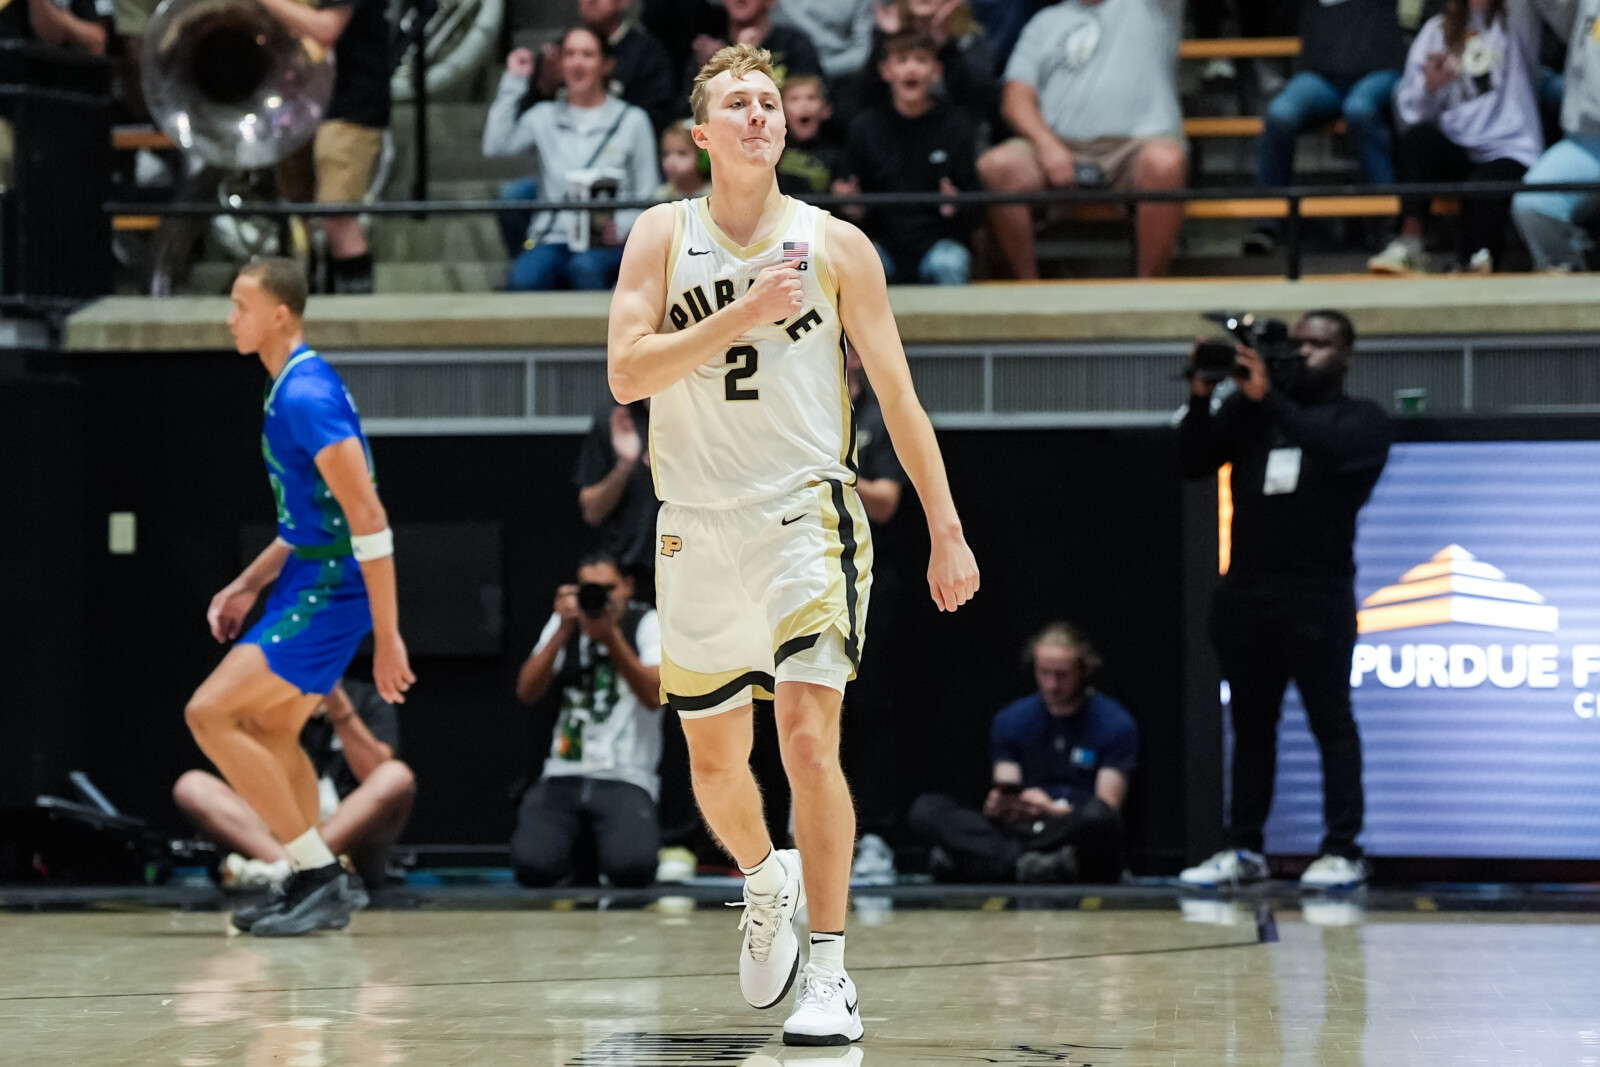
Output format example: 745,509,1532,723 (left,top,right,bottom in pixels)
172,770,218,813
184,695,227,736
779,728,838,782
